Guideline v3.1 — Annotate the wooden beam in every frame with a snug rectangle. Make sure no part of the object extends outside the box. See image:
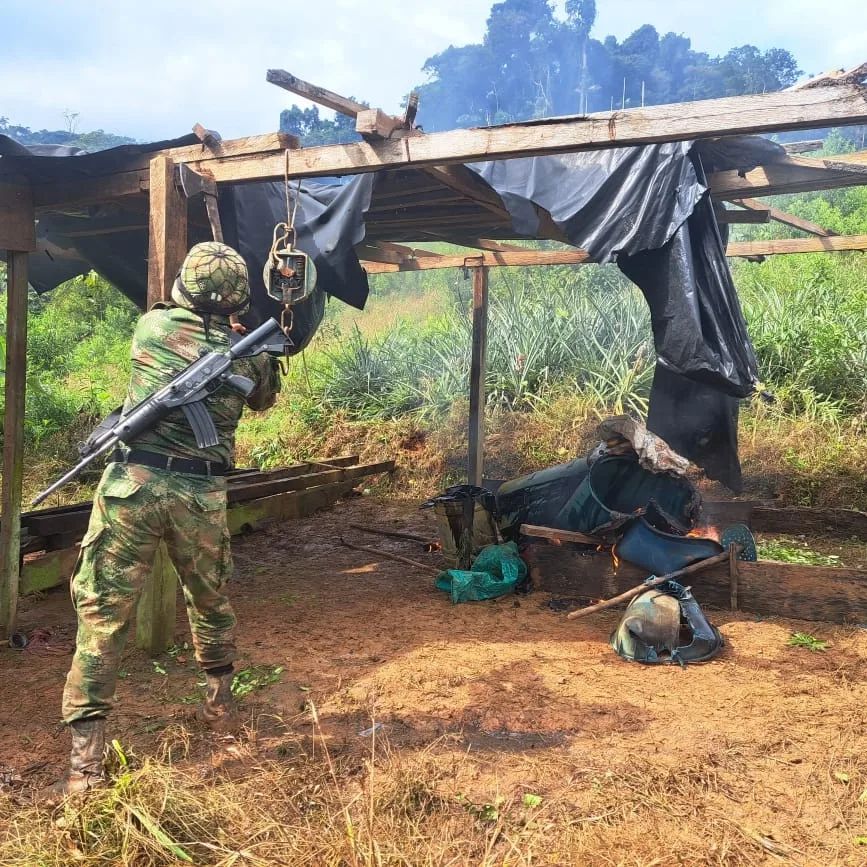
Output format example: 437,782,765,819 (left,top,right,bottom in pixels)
729,197,837,237
29,133,299,210
0,180,36,251
157,77,867,186
147,155,187,308
0,251,28,641
715,207,770,224
266,69,367,118
464,238,537,253
468,267,489,487
361,249,590,273
355,242,443,266
709,152,867,198
726,234,867,258
30,76,867,209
